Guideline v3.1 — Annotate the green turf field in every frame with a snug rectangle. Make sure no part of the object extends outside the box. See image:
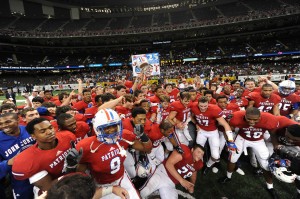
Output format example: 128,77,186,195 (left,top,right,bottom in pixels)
177,155,295,199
